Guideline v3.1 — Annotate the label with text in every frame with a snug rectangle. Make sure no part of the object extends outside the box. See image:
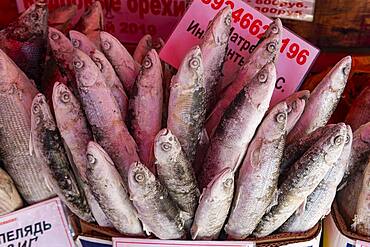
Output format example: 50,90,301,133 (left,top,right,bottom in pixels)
356,240,370,247
0,197,74,247
16,0,192,43
160,0,319,106
113,238,255,247
245,0,315,22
